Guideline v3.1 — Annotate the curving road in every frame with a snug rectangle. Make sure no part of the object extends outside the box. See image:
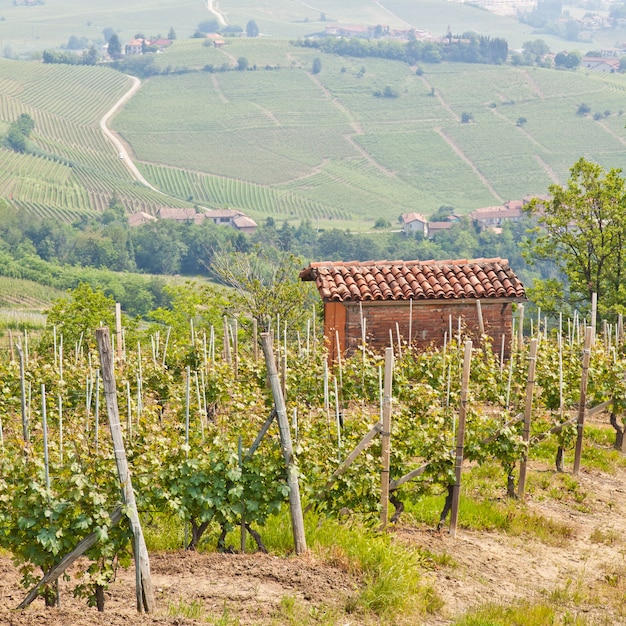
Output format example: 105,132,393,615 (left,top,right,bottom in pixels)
208,0,227,26
99,75,164,194
100,0,226,197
